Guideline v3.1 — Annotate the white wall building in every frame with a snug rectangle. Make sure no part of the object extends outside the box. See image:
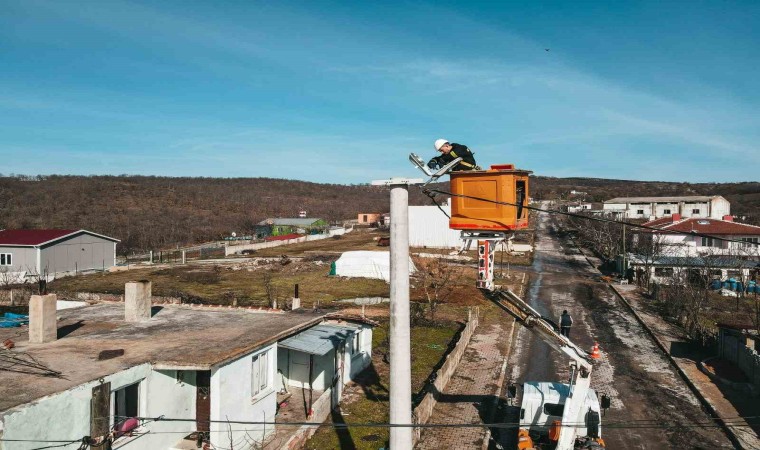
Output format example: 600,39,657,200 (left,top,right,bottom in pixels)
603,196,730,220
0,302,373,450
408,202,462,249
